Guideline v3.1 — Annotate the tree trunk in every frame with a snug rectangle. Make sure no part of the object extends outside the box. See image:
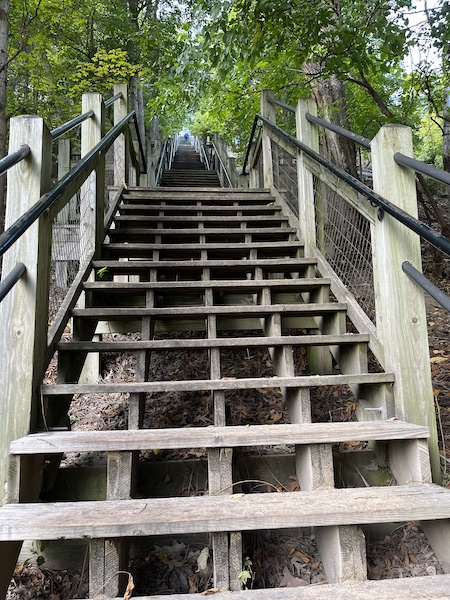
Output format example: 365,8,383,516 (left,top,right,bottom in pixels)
0,0,9,235
303,63,357,177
